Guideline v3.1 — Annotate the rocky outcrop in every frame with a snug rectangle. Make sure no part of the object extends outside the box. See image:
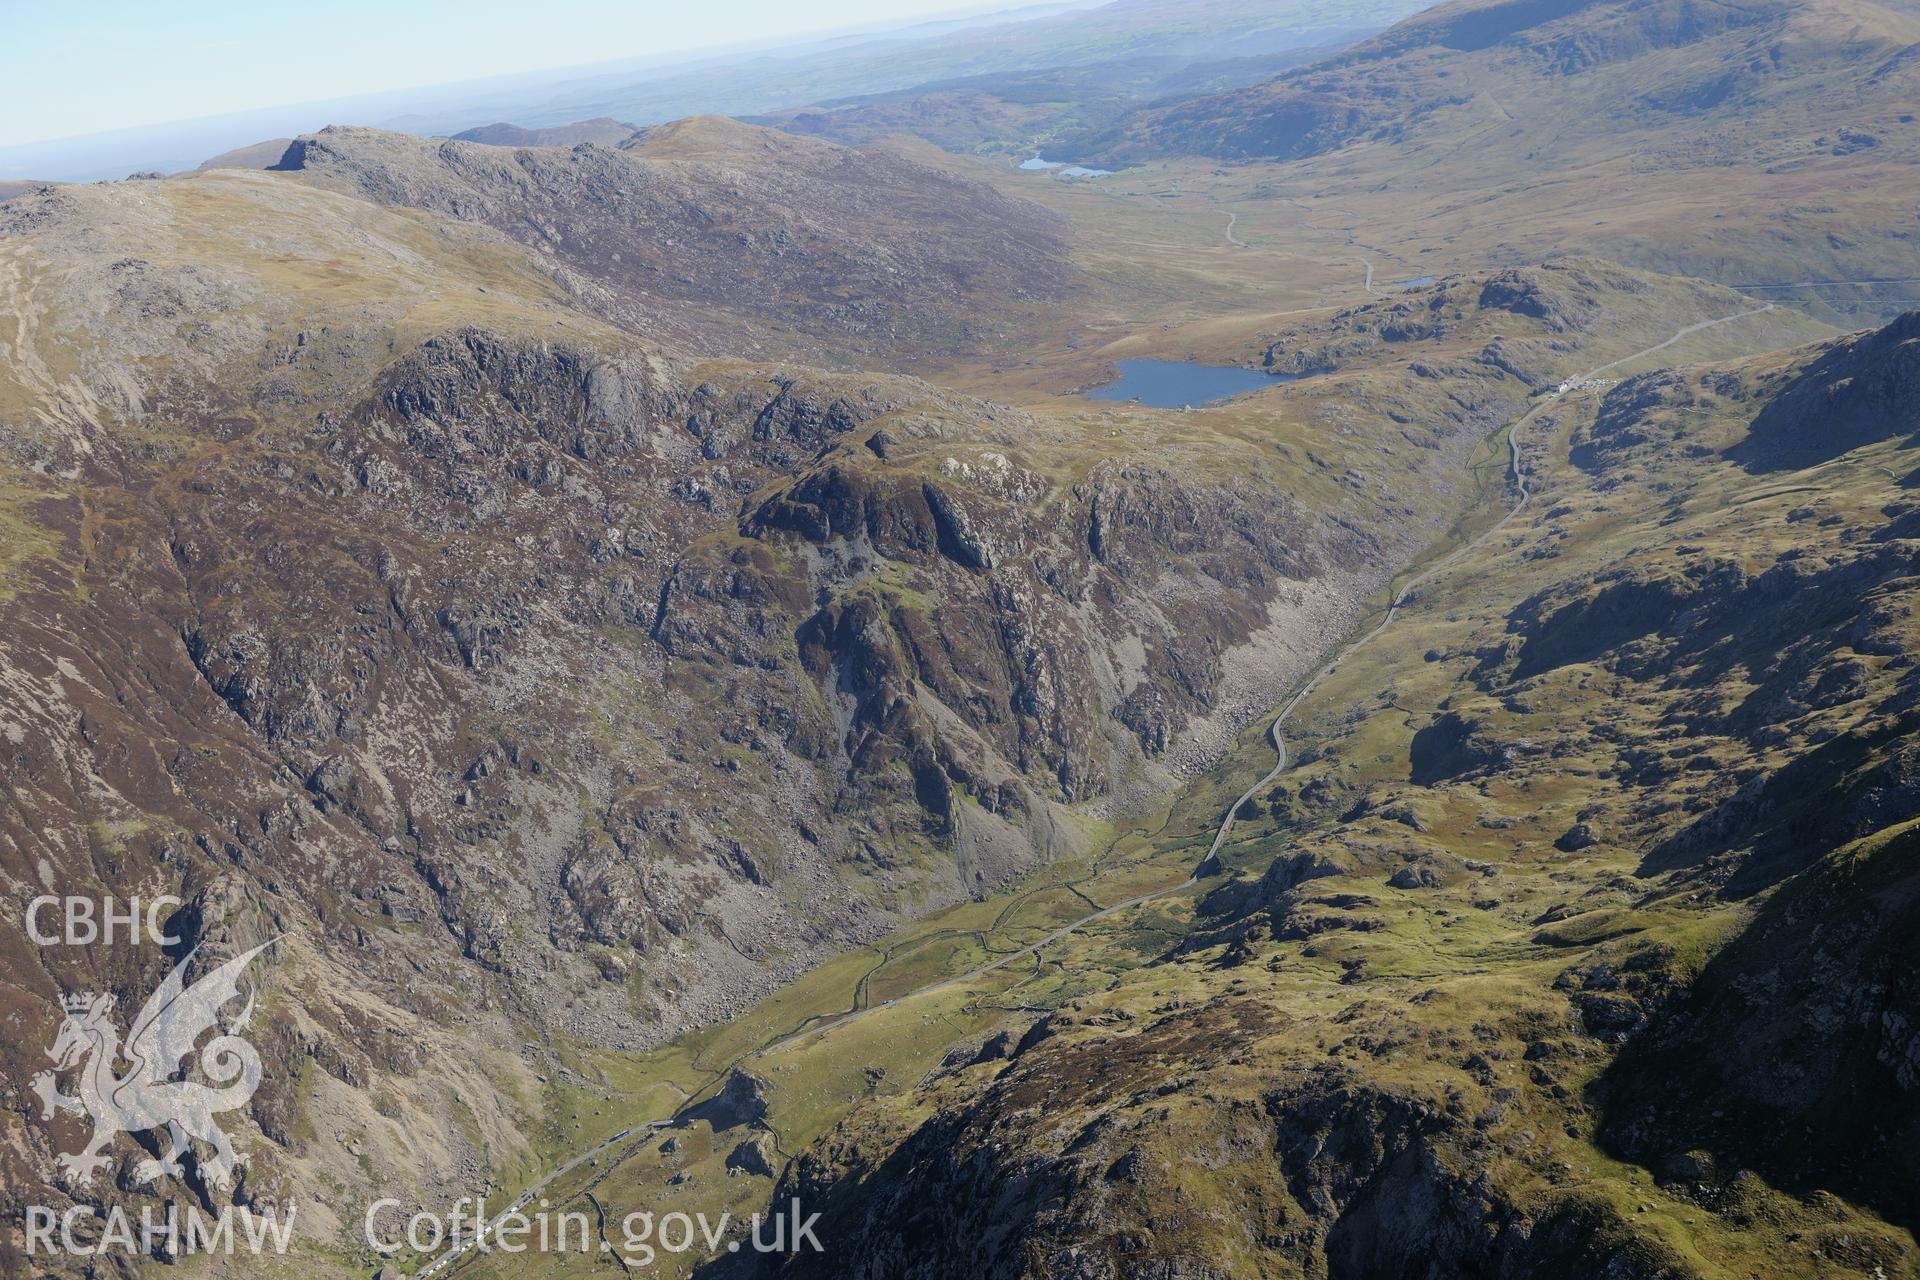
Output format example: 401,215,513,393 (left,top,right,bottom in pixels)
1731,310,1920,470
765,1013,1687,1280
0,296,1385,1167
1599,825,1920,1222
